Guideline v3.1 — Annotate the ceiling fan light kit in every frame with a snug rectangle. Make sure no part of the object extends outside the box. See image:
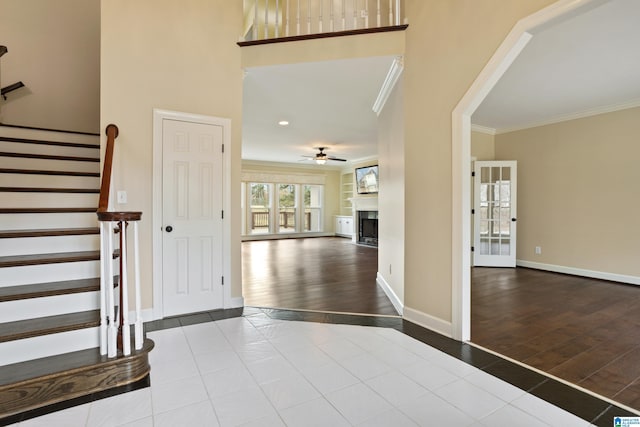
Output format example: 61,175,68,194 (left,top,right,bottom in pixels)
303,147,347,165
